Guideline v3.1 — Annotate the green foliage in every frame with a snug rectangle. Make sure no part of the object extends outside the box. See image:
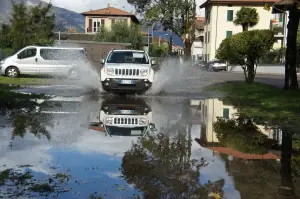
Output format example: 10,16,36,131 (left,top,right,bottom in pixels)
259,47,285,64
95,21,144,50
0,24,13,49
149,43,168,57
213,115,271,154
233,7,259,31
297,25,300,49
128,0,197,54
9,1,55,50
216,29,275,83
